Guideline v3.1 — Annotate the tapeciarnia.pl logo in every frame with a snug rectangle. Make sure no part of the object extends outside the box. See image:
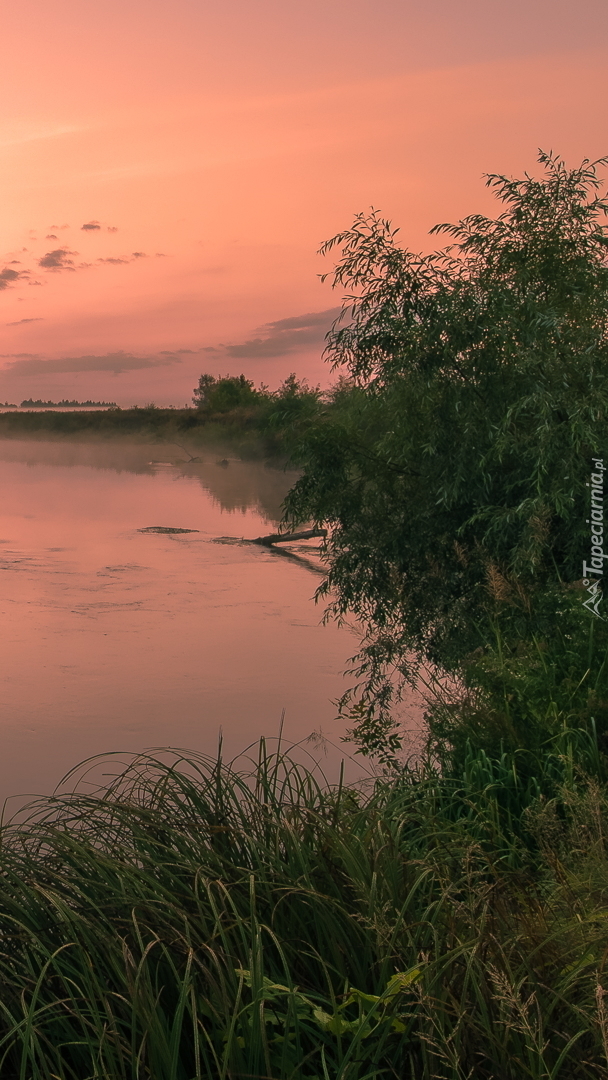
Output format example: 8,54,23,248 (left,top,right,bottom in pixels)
582,457,606,618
